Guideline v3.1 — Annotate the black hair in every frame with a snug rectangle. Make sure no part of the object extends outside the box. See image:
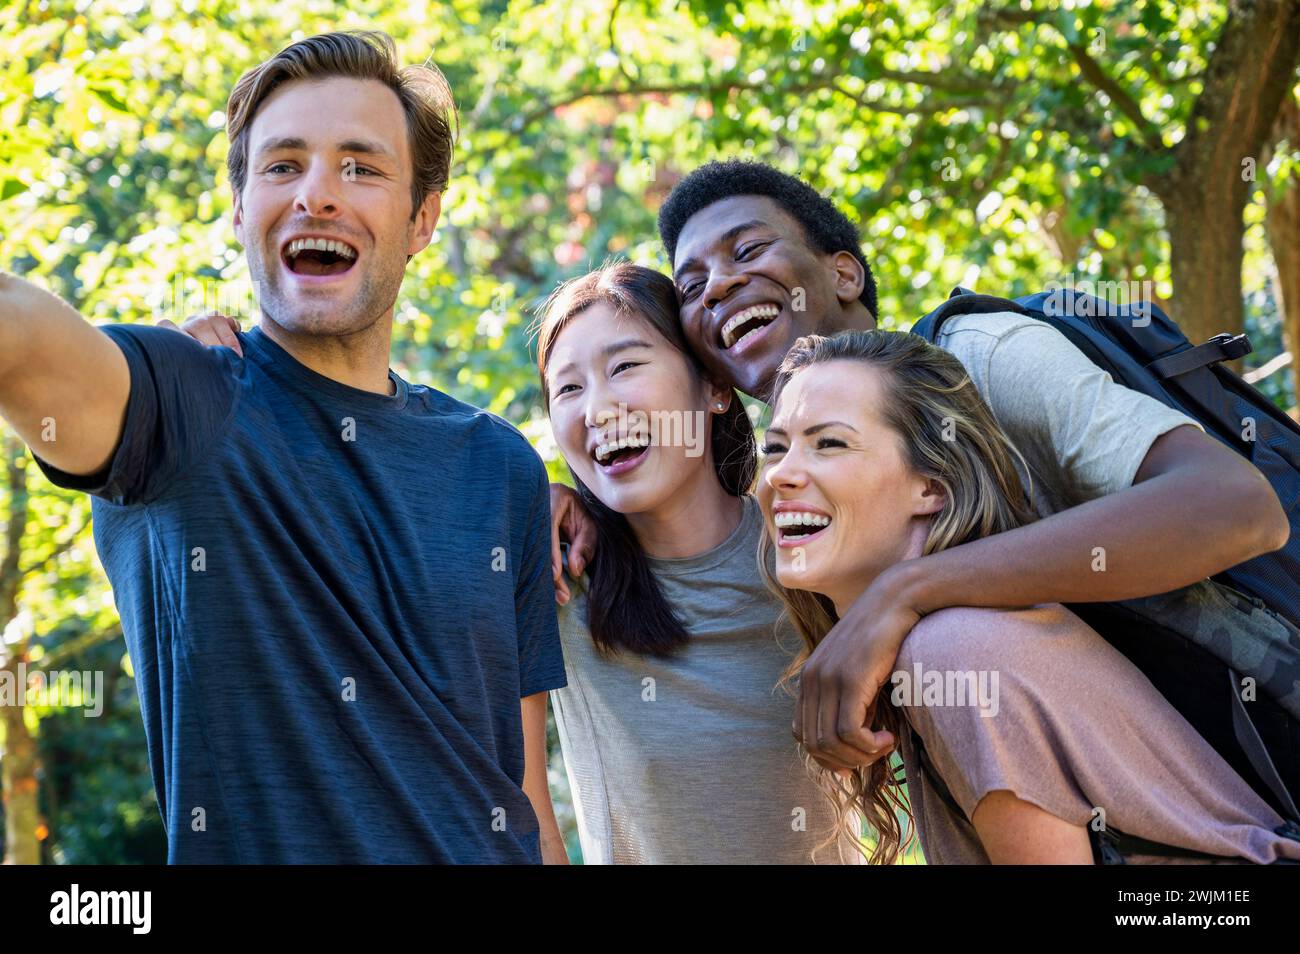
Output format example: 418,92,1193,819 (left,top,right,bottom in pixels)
657,159,877,318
